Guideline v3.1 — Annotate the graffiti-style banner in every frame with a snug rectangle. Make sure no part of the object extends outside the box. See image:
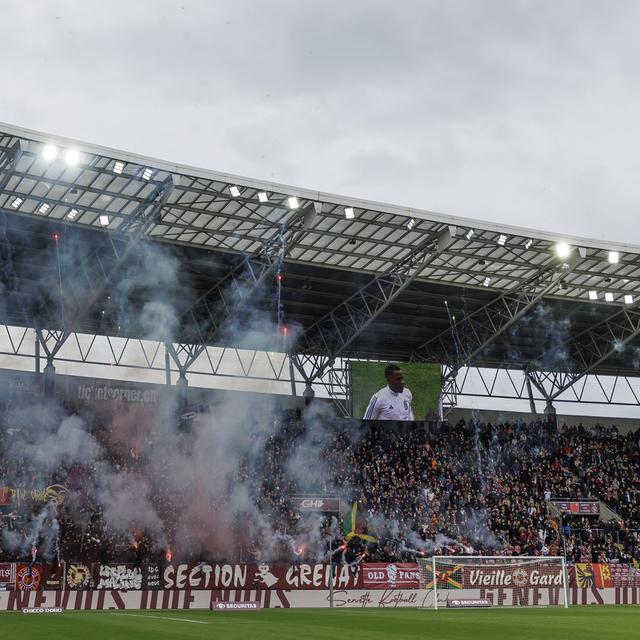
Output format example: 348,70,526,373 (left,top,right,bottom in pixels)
0,485,67,507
